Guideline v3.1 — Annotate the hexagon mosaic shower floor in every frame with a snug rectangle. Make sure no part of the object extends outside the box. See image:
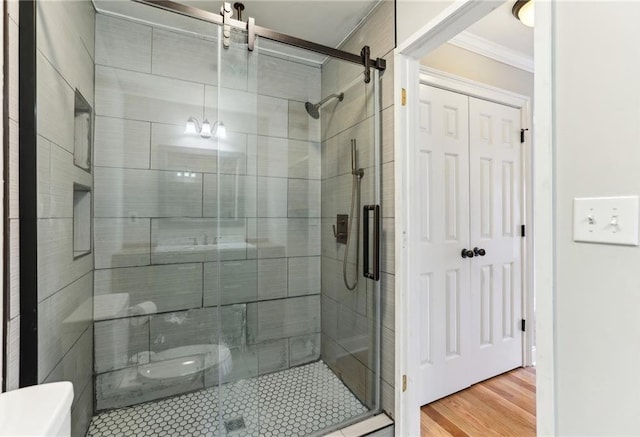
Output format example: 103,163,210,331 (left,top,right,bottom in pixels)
87,361,368,436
